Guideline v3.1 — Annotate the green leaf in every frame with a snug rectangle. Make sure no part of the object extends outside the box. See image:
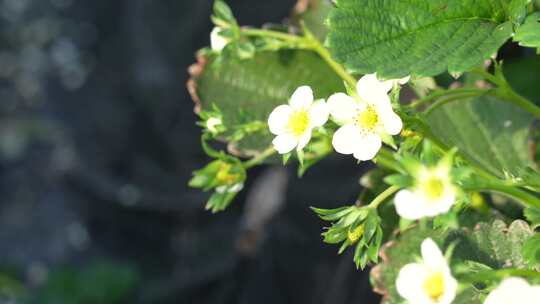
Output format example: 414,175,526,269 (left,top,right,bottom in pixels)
524,206,540,229
508,0,531,24
327,0,514,78
383,174,413,188
370,220,533,304
311,205,355,221
425,94,534,178
514,12,540,53
212,0,237,27
34,261,139,304
189,50,343,157
504,55,540,102
523,233,540,270
291,0,334,41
